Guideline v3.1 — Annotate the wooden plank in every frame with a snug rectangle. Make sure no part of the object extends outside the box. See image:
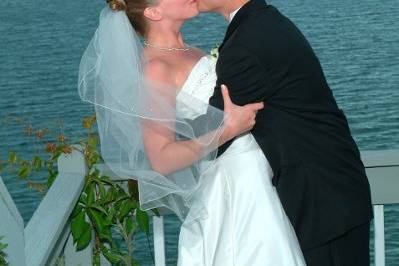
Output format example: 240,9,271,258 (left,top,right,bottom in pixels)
0,176,26,266
374,205,386,266
46,224,73,266
153,216,166,266
24,148,87,266
366,166,399,205
361,150,399,168
0,177,24,229
359,150,399,205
